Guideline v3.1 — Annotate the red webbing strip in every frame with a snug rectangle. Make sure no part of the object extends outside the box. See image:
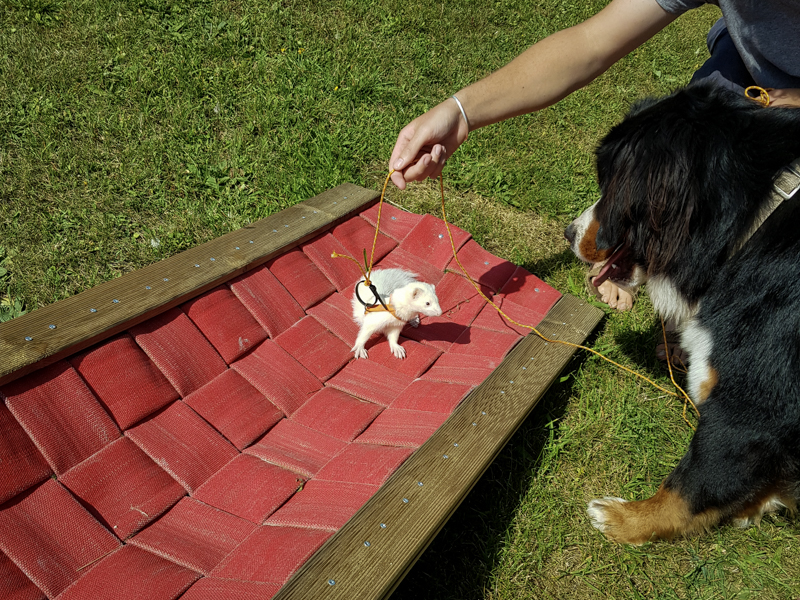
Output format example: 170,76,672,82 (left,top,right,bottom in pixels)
55,545,199,600
291,387,384,442
0,479,120,598
243,419,345,479
128,498,255,575
2,361,120,476
183,370,283,450
315,443,413,486
125,401,238,493
444,239,518,293
0,402,51,505
194,455,303,524
59,436,185,540
182,285,268,364
69,333,178,430
389,379,474,414
398,213,471,271
129,308,227,397
325,360,414,407
265,480,379,531
211,526,332,584
356,408,450,448
229,266,305,338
